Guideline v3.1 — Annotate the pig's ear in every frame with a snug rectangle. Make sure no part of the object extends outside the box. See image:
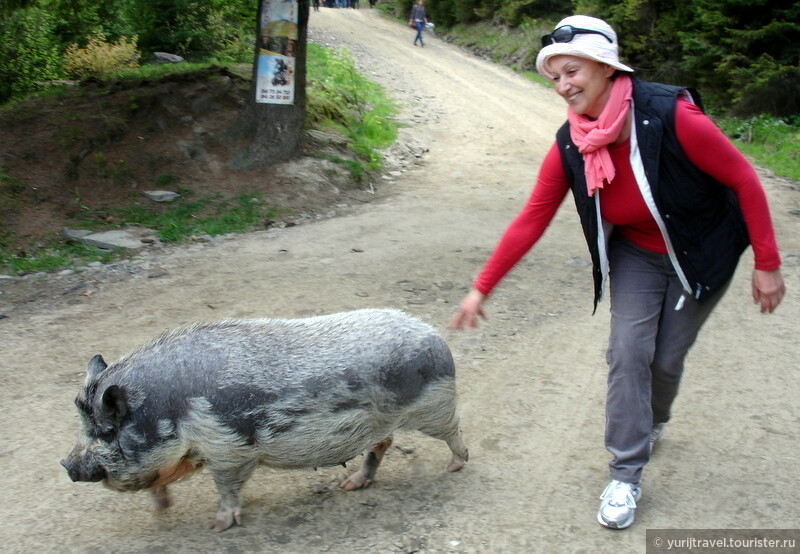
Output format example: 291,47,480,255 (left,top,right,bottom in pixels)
98,385,128,427
87,355,108,379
